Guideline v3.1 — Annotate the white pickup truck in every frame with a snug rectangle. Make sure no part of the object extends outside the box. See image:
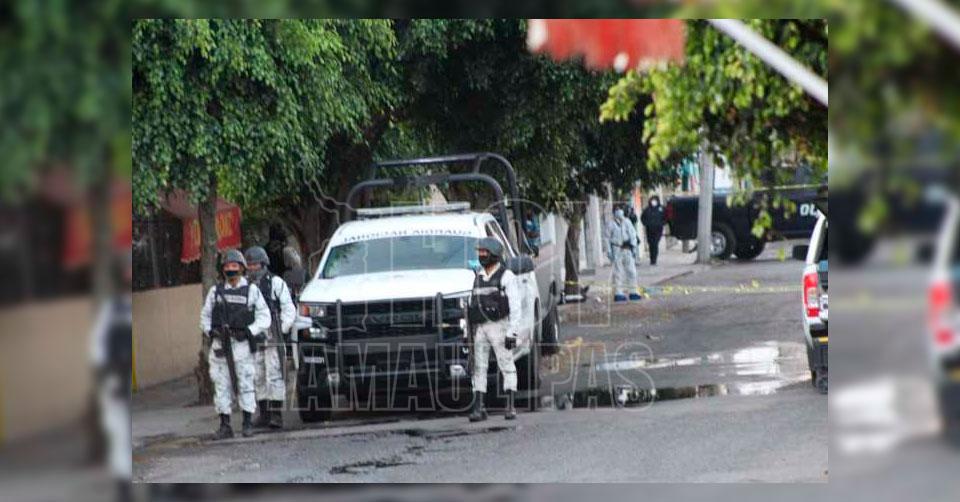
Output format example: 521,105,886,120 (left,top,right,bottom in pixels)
294,154,562,422
929,190,960,442
793,204,828,394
